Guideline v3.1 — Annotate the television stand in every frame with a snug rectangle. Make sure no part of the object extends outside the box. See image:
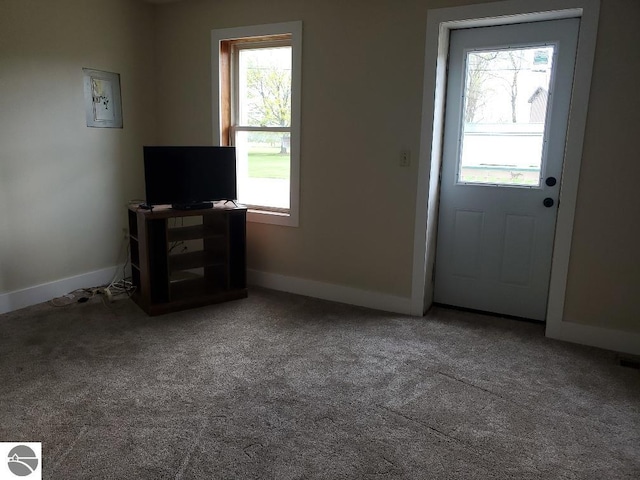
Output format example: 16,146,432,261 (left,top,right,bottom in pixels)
172,201,213,210
128,204,247,315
